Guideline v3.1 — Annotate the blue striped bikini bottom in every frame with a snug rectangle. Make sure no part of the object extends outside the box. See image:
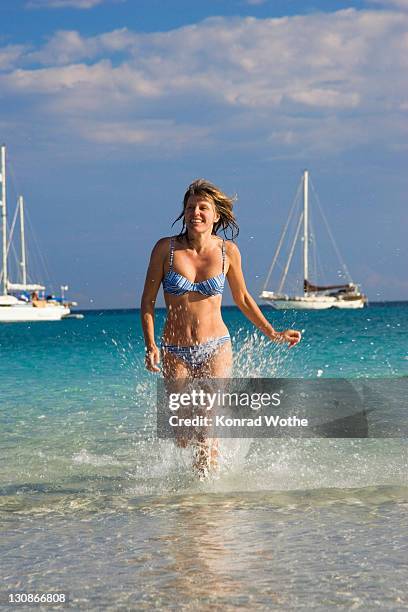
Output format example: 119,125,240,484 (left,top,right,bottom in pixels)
161,335,231,369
